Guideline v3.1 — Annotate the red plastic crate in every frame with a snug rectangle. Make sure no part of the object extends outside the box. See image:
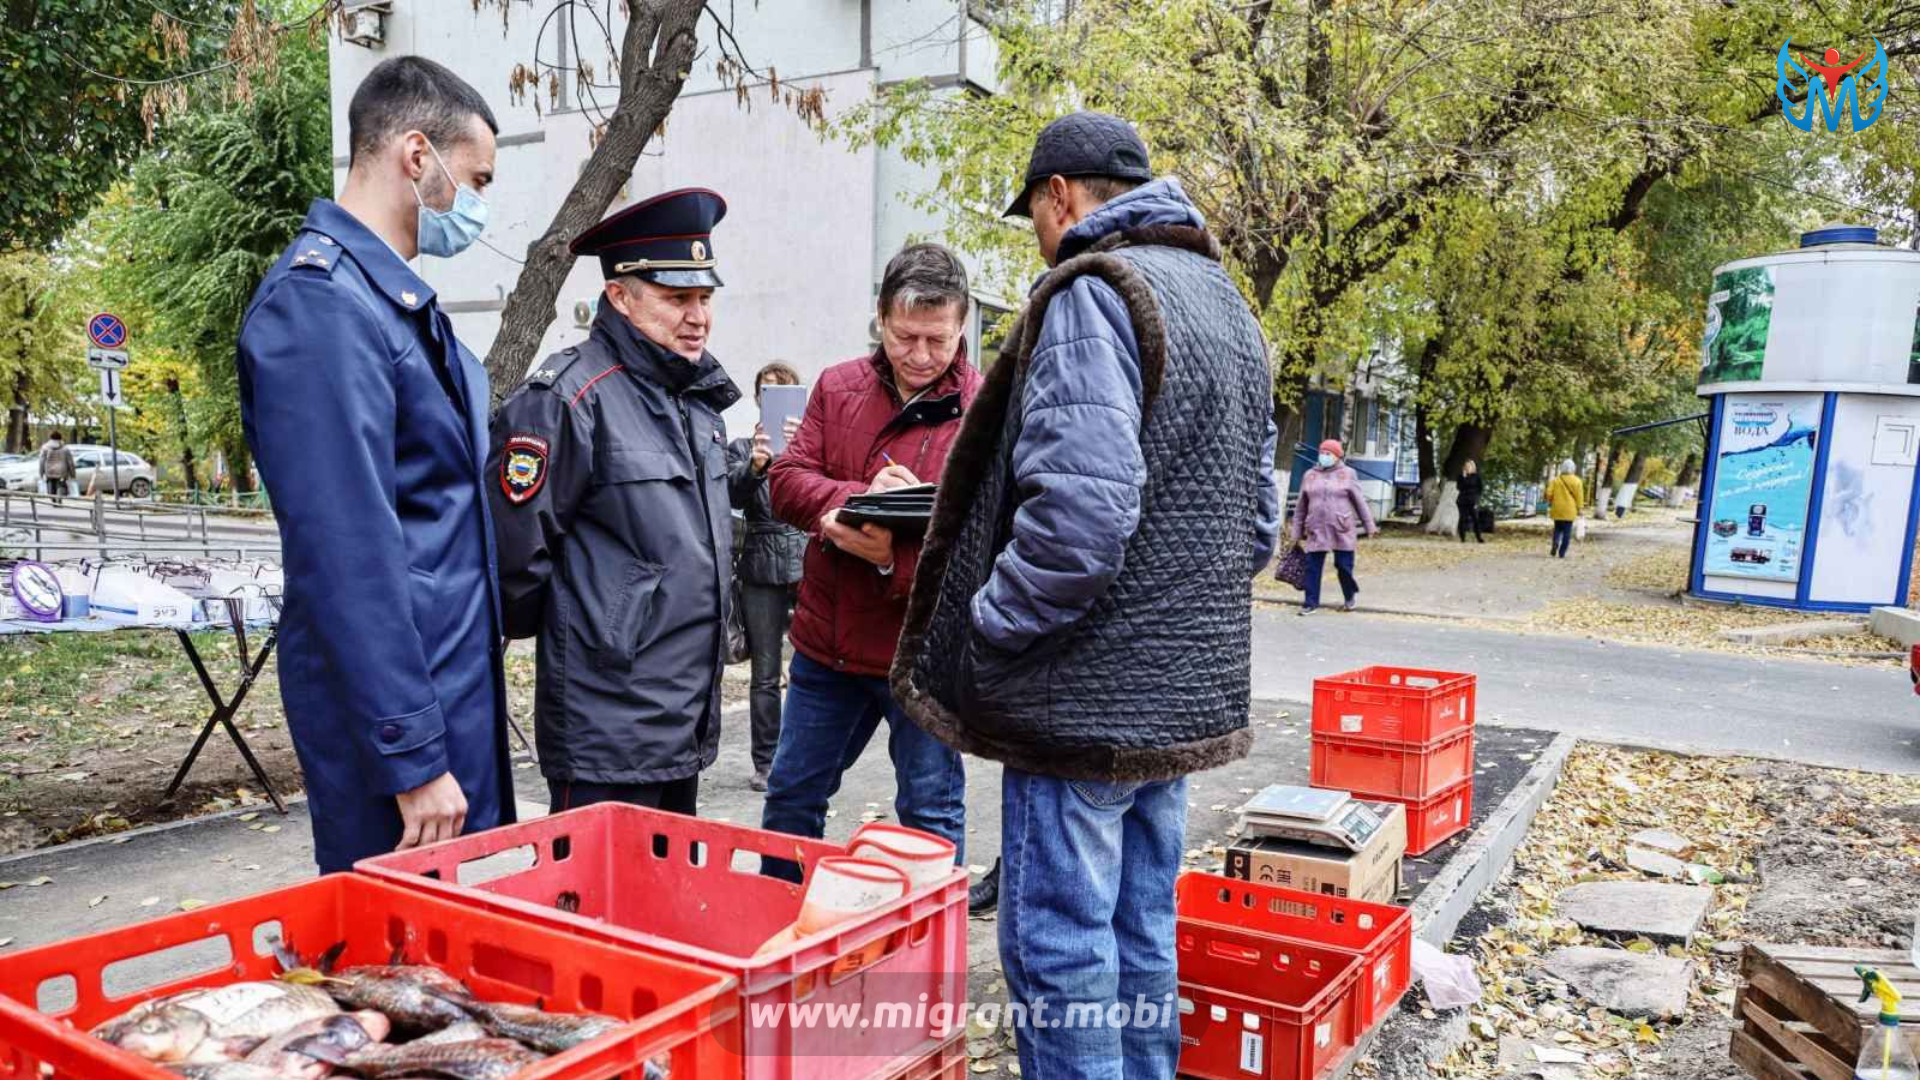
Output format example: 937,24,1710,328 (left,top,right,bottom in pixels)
1393,777,1475,857
1310,728,1475,802
359,804,967,1080
0,874,736,1080
1175,919,1361,1080
1176,873,1412,1033
883,1034,964,1080
1311,666,1476,743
